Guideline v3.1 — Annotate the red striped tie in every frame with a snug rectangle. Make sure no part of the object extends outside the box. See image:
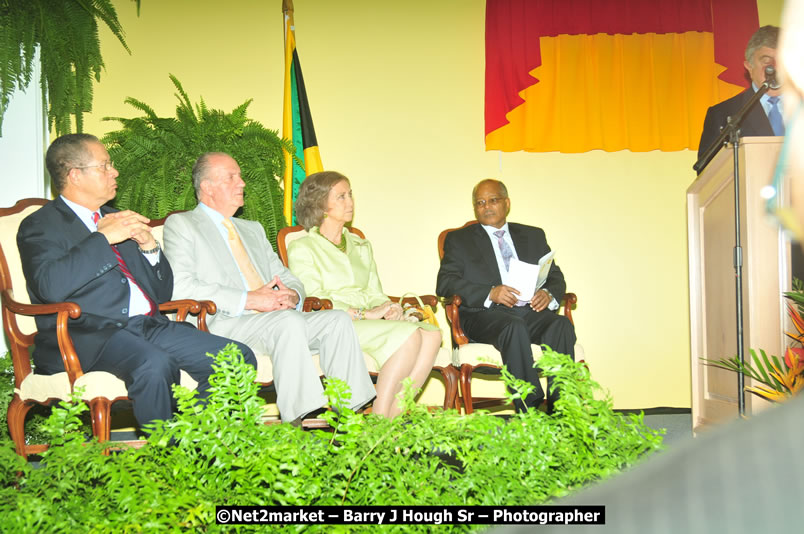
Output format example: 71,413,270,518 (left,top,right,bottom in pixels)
93,212,157,316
